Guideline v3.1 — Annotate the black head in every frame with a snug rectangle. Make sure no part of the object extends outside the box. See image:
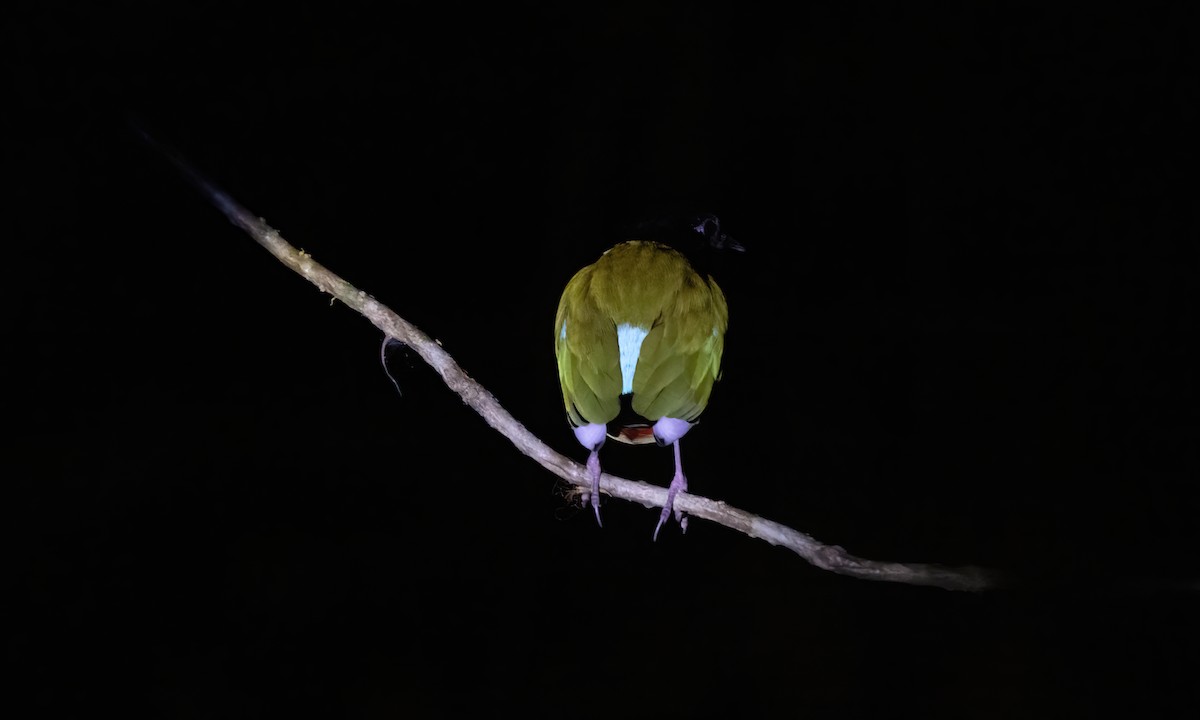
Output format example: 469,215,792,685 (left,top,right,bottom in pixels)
624,211,746,279
626,212,744,251
690,213,746,254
